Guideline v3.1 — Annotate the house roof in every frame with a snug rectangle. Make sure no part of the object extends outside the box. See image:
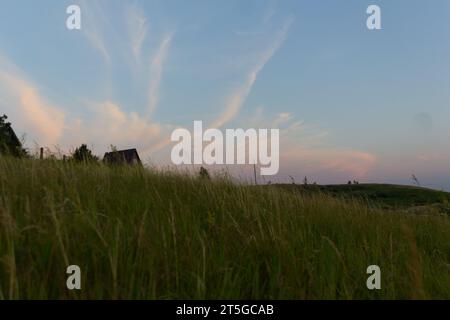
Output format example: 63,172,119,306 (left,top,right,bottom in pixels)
1,124,21,147
0,122,23,157
103,148,142,165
